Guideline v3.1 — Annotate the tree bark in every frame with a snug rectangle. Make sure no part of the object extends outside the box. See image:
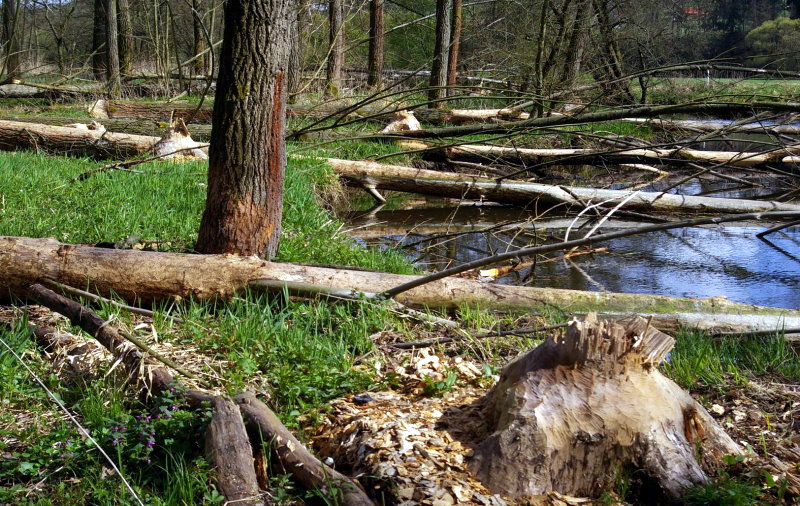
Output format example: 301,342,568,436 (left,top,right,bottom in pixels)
3,236,799,332
192,0,208,75
366,0,384,88
205,397,262,505
326,0,344,96
105,0,121,97
325,157,800,213
0,115,213,141
471,314,742,498
287,0,310,98
1,0,20,80
195,0,294,258
446,0,462,92
117,0,135,78
428,0,452,105
0,119,161,159
235,392,374,505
